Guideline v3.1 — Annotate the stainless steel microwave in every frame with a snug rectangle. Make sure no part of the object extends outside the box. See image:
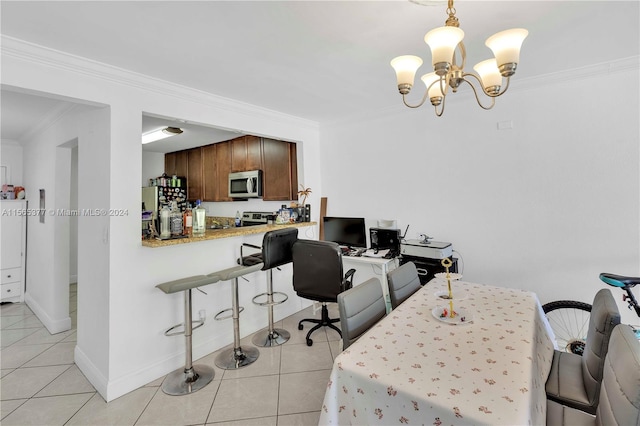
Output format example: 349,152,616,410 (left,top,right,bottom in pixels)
228,170,263,198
